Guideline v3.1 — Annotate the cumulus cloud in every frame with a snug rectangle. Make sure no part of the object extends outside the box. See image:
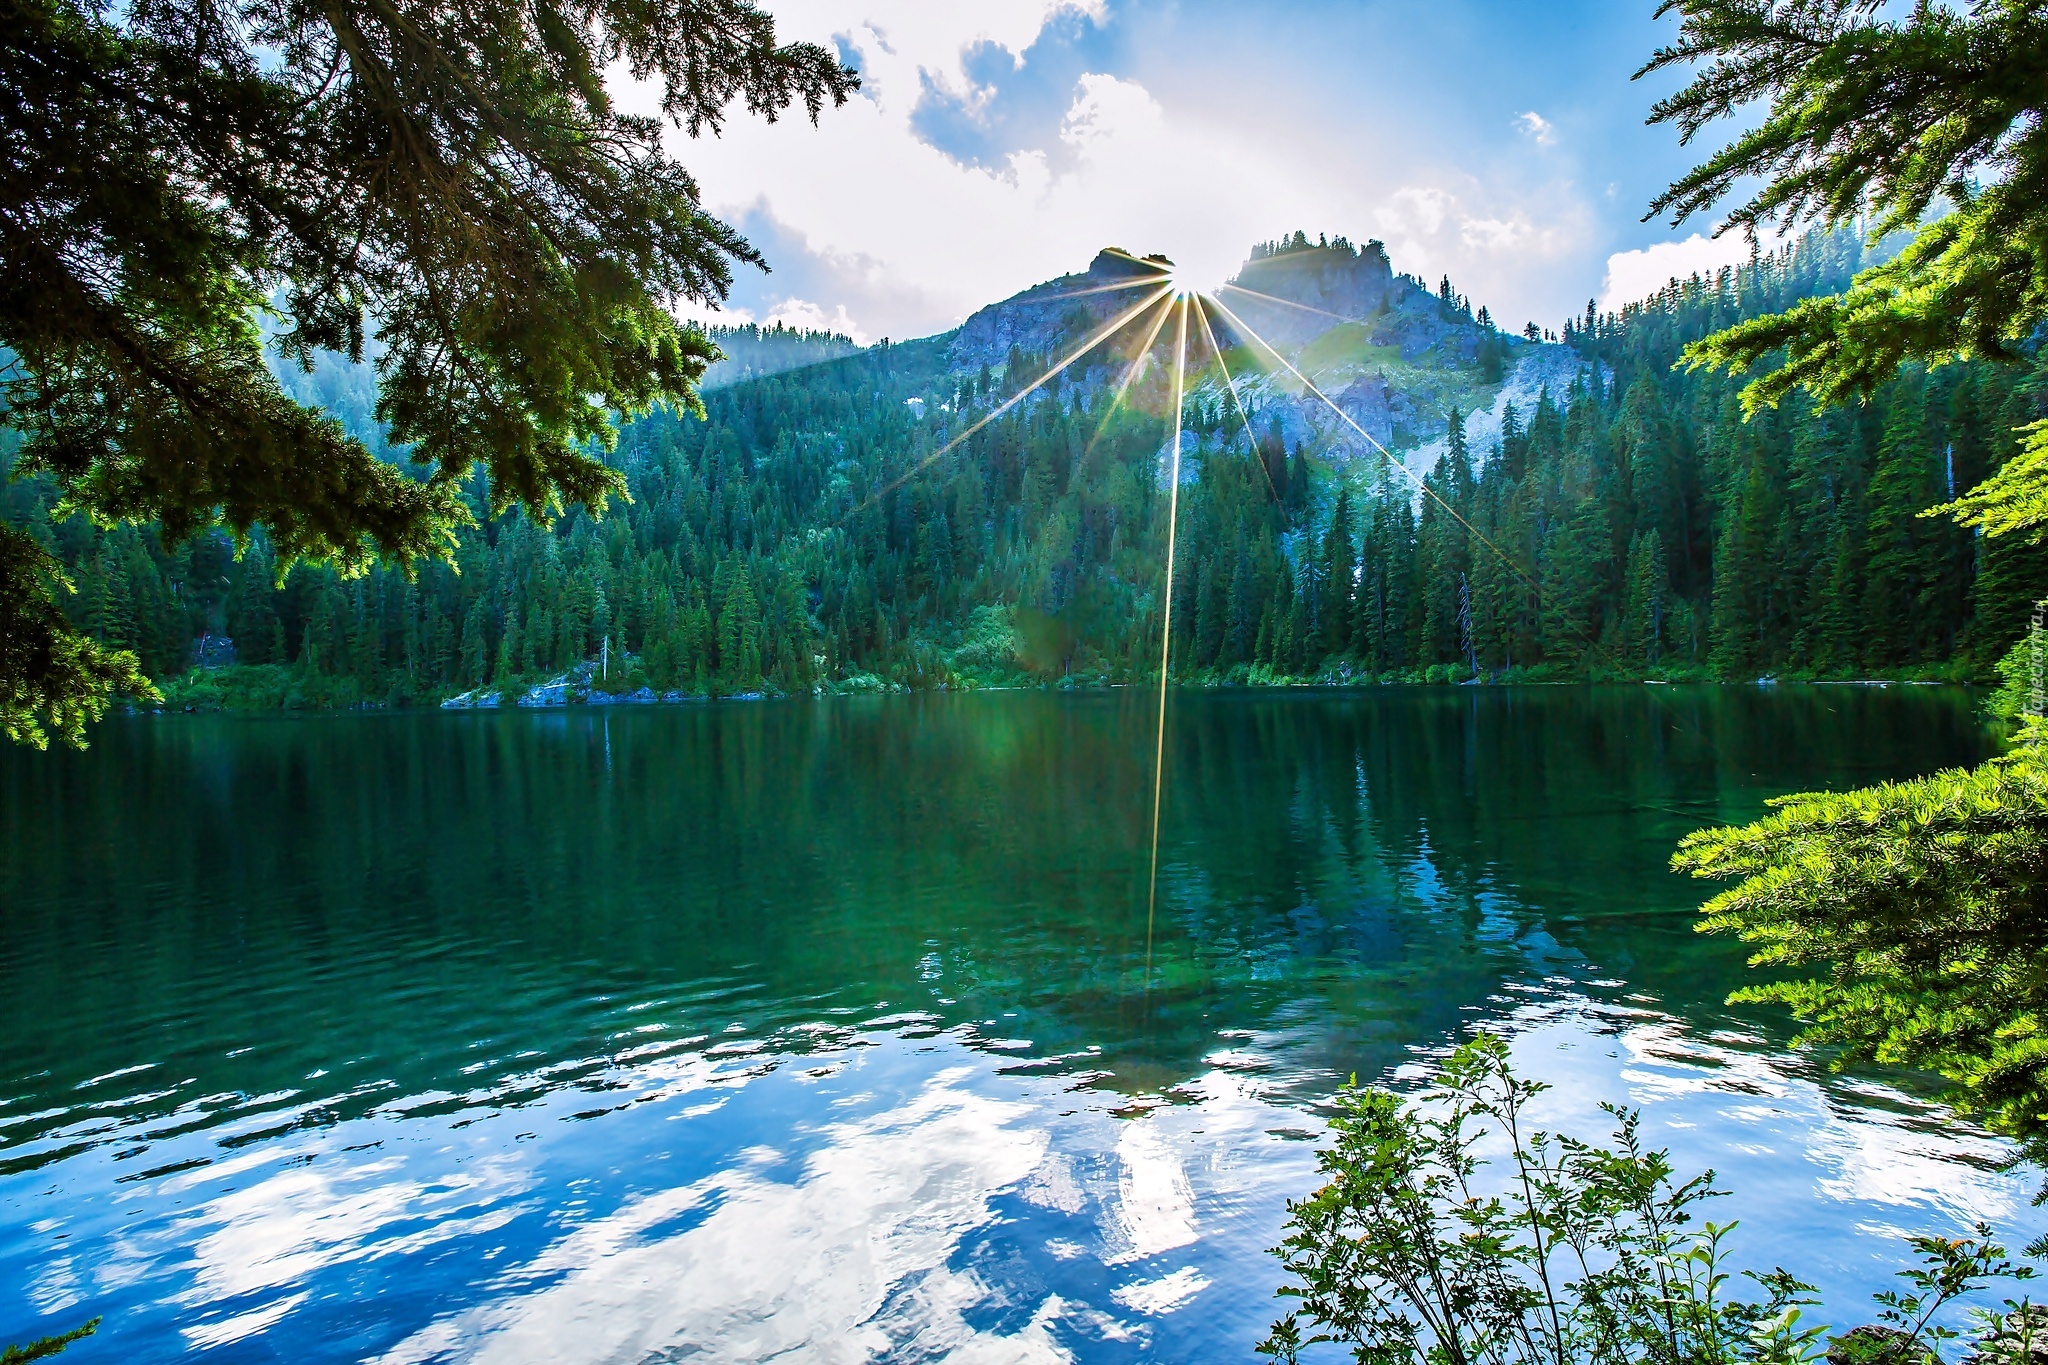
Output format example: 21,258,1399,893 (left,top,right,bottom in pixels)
1515,111,1556,146
1598,231,1759,310
1461,216,1528,251
1382,186,1454,237
617,3,1608,342
761,298,870,343
1058,71,1162,155
1372,178,1589,322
